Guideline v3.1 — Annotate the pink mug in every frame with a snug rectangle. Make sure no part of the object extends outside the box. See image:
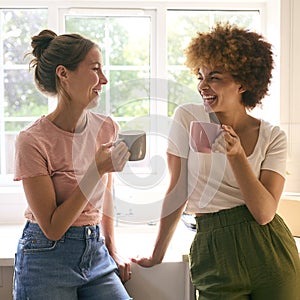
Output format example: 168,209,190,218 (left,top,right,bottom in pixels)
189,121,222,153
